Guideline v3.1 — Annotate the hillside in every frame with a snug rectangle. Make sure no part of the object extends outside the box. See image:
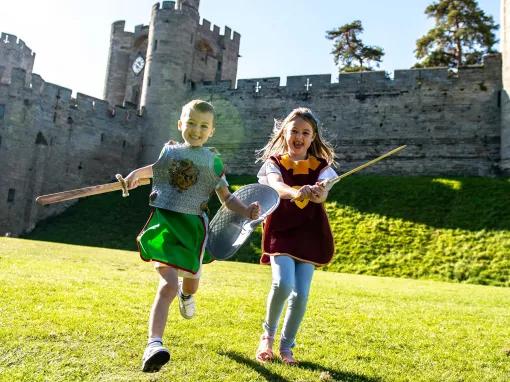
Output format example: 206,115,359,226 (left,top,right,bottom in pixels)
26,175,510,286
